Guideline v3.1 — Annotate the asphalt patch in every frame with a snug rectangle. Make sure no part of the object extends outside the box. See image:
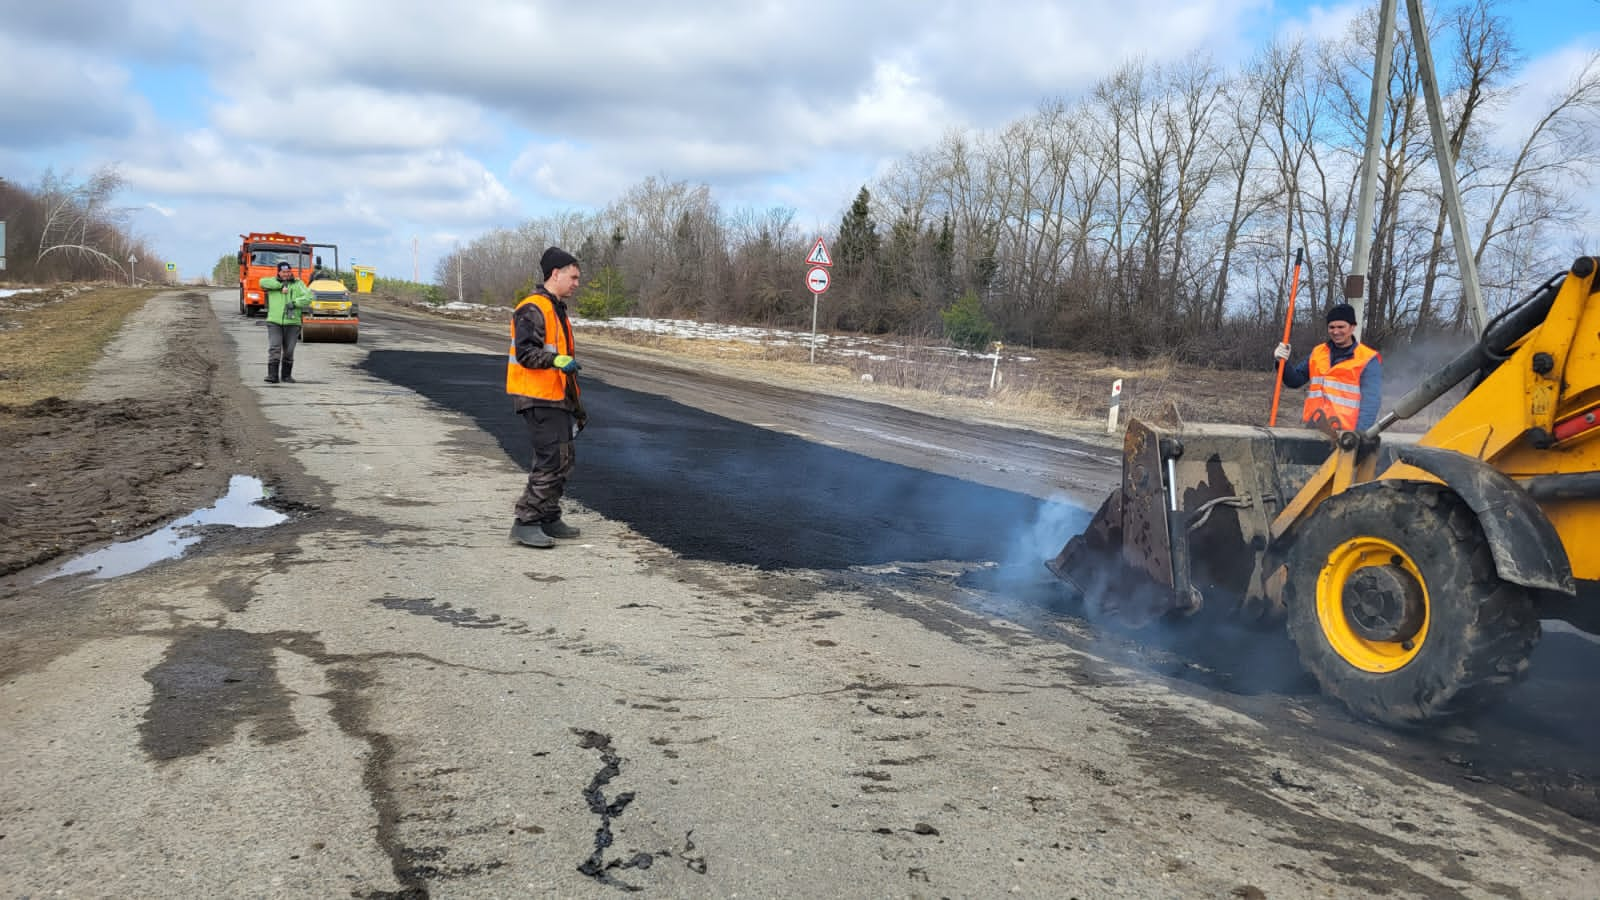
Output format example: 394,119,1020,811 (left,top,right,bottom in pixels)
140,627,305,760
362,349,1052,571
